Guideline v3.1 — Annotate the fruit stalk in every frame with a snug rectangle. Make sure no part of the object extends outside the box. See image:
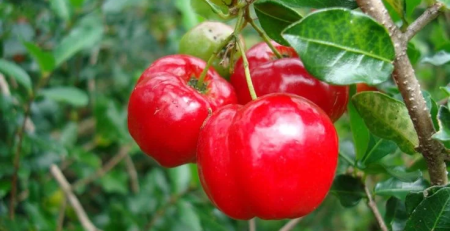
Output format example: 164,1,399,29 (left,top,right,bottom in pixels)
236,39,257,100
